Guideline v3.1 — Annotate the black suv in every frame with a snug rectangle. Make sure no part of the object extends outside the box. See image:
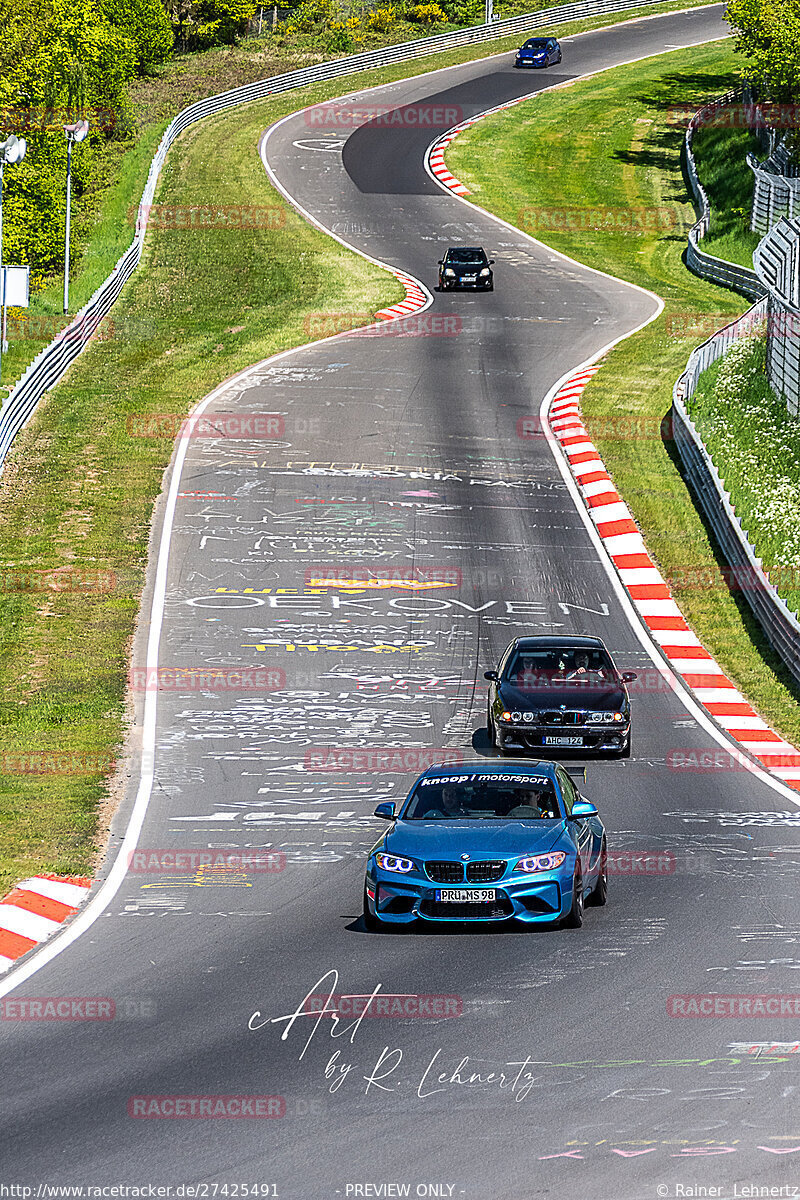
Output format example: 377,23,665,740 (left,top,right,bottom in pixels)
438,246,494,290
485,635,637,758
